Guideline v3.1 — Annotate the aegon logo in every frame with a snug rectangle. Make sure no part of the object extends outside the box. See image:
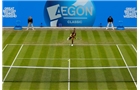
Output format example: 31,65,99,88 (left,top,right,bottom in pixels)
44,0,96,27
59,6,92,16
47,5,92,20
